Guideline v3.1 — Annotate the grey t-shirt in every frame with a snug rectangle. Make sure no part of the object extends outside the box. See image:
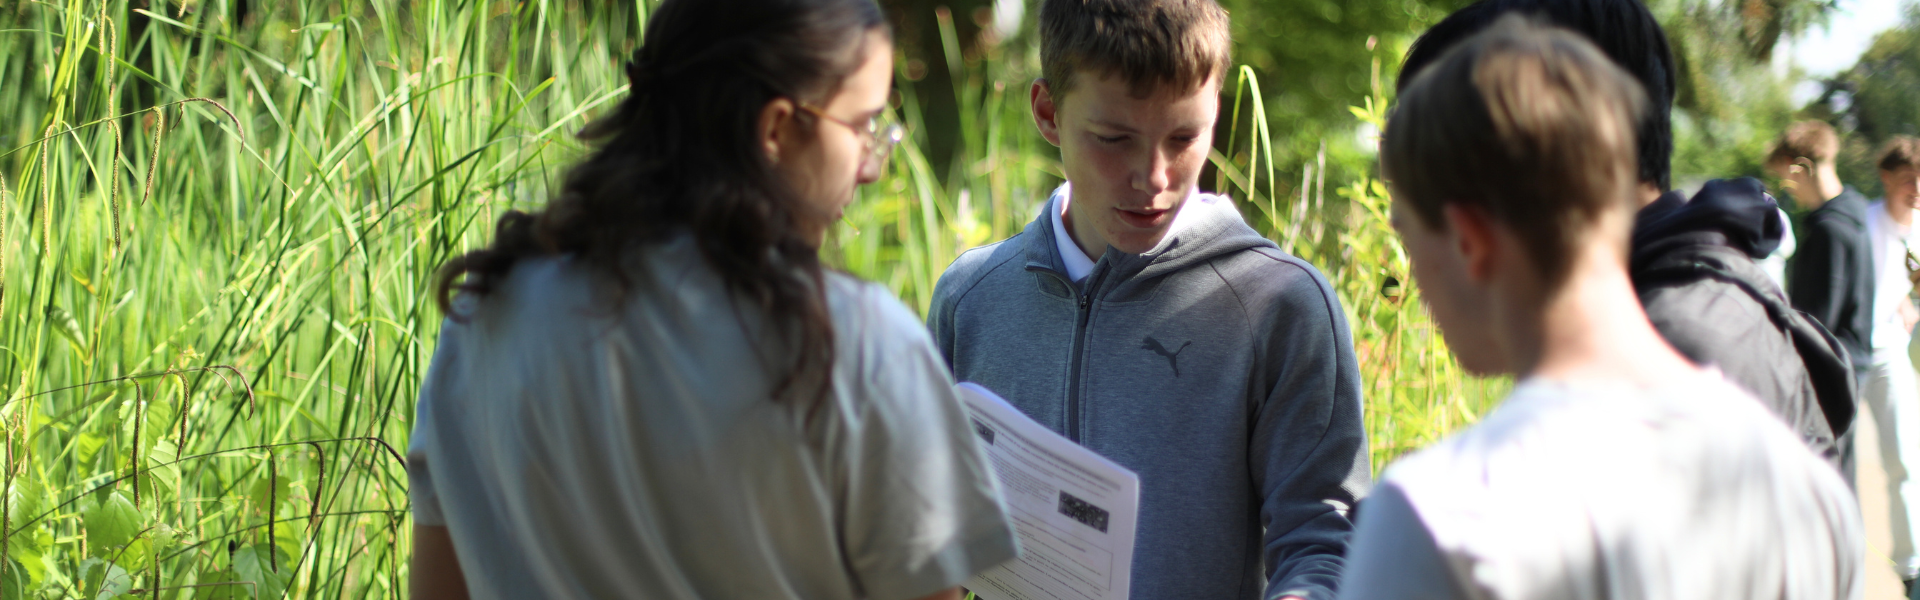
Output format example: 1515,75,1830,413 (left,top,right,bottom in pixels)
1339,375,1862,600
407,238,1018,600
